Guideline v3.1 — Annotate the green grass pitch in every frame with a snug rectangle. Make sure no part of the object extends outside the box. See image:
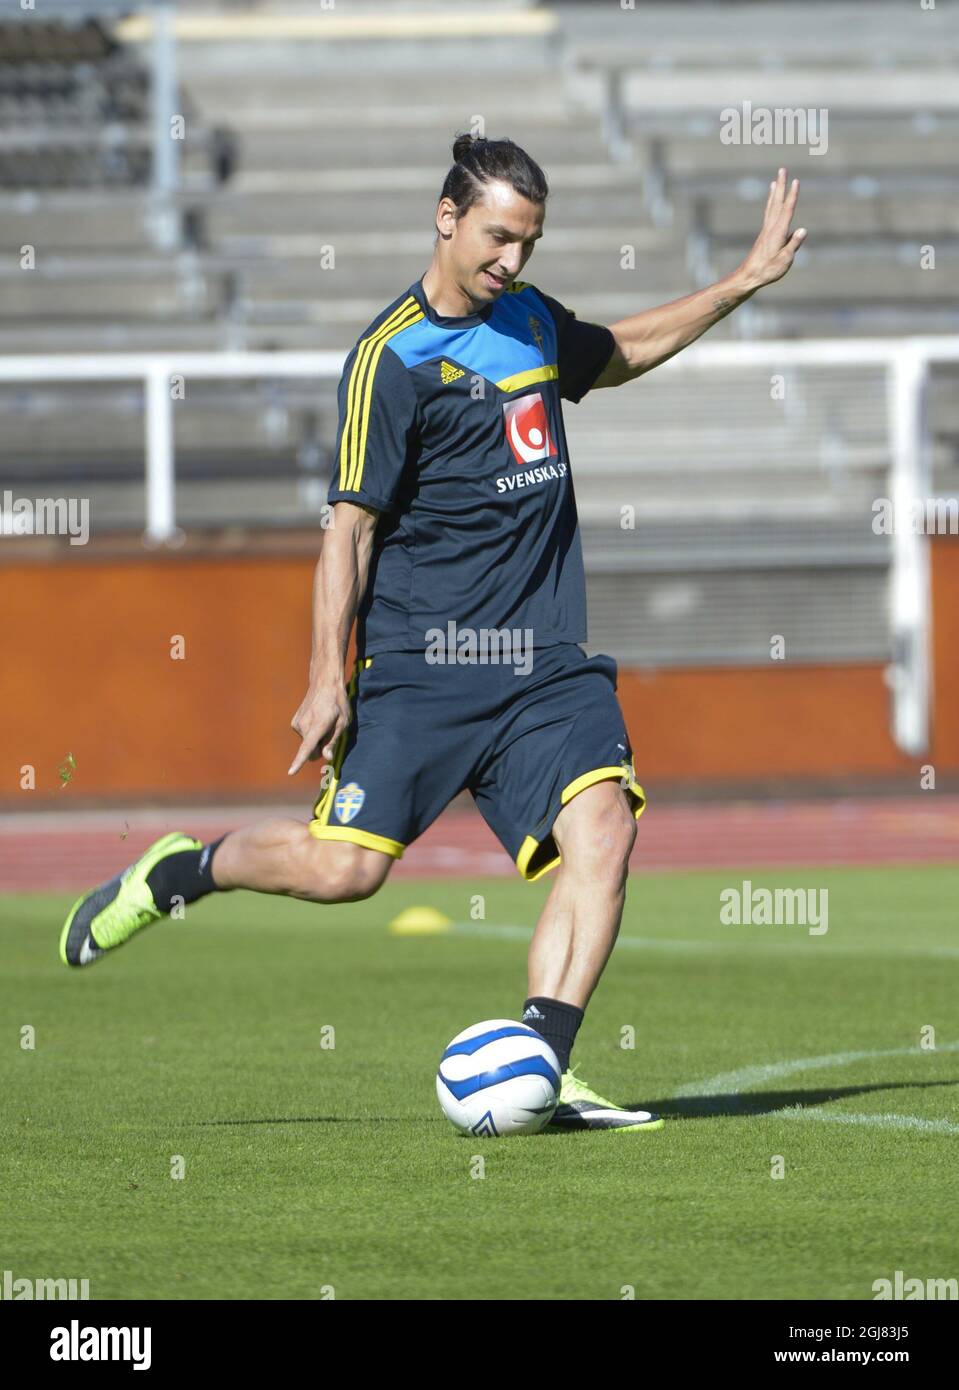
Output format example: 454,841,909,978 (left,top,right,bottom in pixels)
2,865,957,1300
